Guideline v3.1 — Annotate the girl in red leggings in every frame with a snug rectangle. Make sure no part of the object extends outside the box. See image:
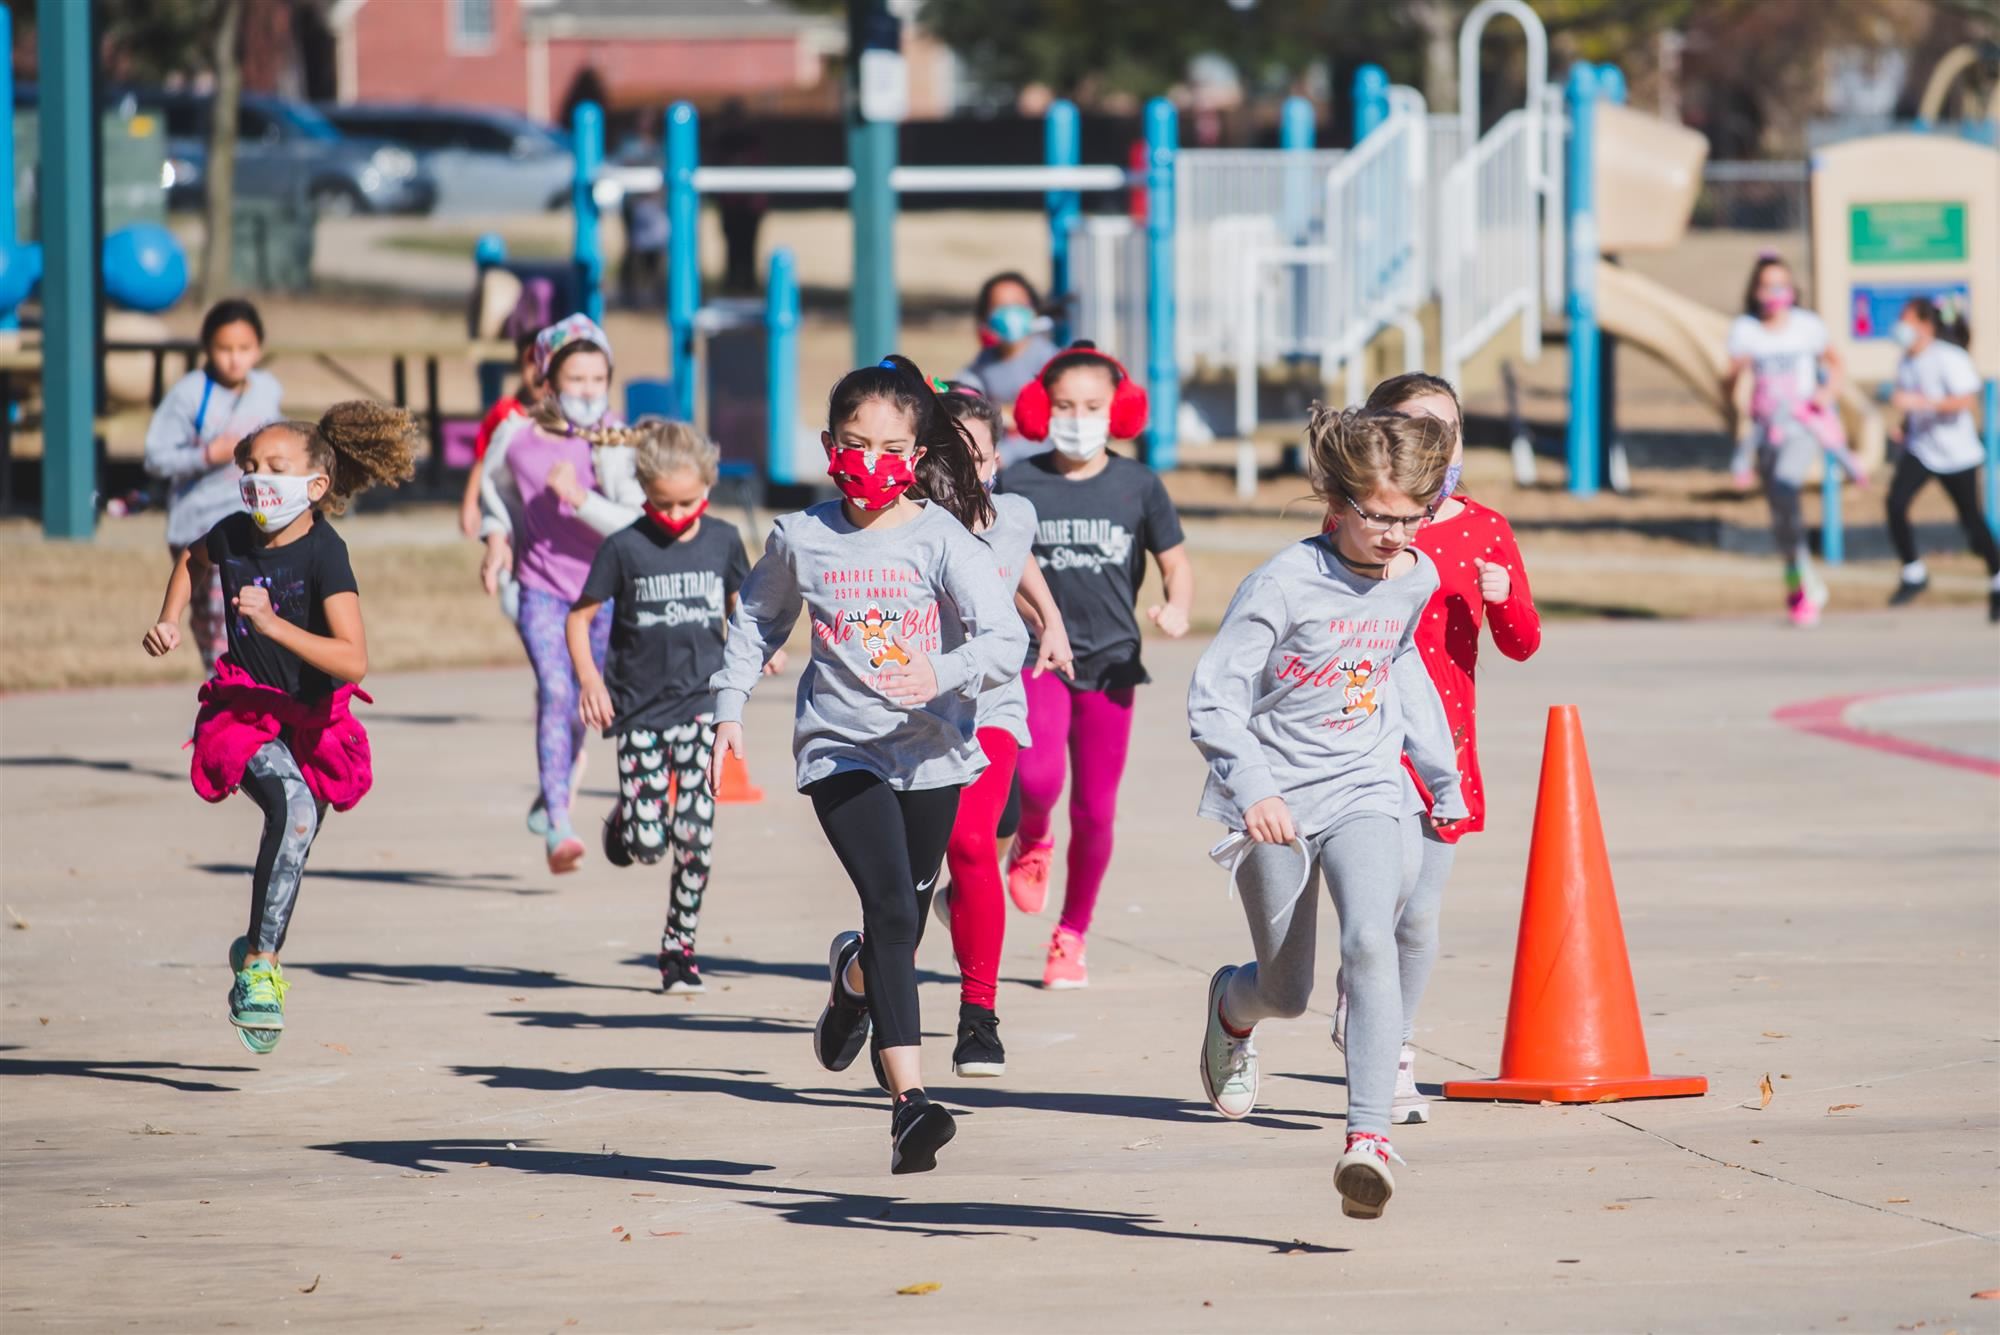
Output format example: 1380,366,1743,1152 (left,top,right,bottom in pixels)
932,385,1074,1074
994,344,1194,989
